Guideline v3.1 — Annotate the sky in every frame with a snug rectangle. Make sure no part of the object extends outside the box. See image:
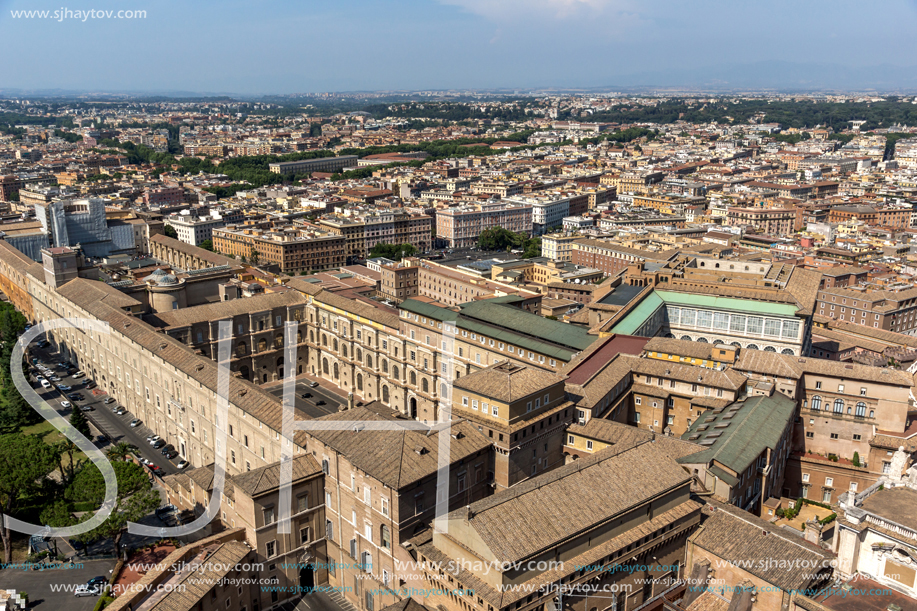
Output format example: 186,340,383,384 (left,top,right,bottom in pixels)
3,0,917,94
